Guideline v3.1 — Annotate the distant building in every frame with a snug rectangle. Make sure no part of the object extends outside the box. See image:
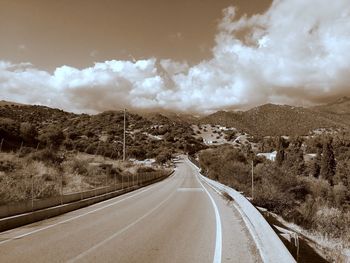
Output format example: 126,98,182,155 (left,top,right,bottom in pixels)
257,151,277,161
304,153,317,162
